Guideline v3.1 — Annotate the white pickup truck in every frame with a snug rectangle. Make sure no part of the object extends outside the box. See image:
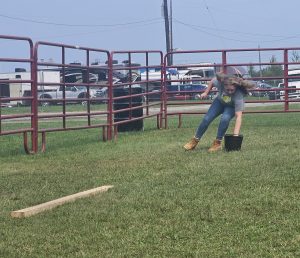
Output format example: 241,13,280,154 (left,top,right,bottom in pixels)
279,68,300,99
38,85,99,106
23,85,98,106
276,82,300,100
